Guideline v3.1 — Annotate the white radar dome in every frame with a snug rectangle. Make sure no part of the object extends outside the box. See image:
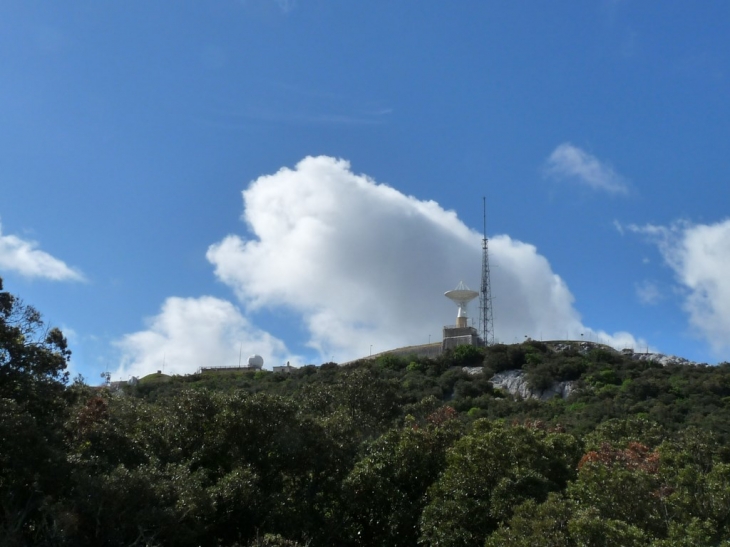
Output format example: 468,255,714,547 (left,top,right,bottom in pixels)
248,354,264,369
